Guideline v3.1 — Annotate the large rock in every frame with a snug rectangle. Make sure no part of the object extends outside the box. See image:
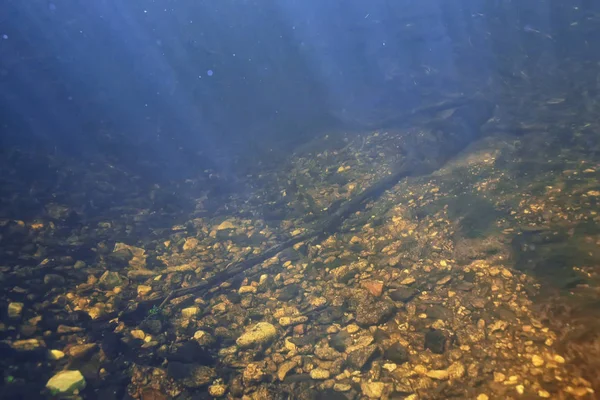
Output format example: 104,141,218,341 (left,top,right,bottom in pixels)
236,322,277,349
46,370,86,394
356,299,396,327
